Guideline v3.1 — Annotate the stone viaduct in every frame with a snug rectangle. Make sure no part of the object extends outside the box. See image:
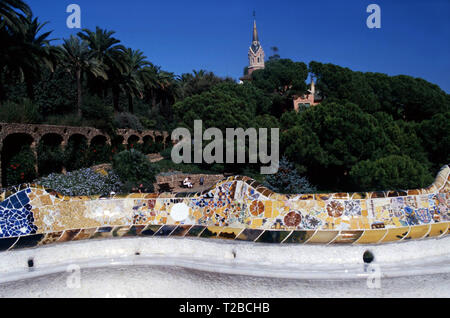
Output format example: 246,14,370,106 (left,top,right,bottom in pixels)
0,122,170,187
